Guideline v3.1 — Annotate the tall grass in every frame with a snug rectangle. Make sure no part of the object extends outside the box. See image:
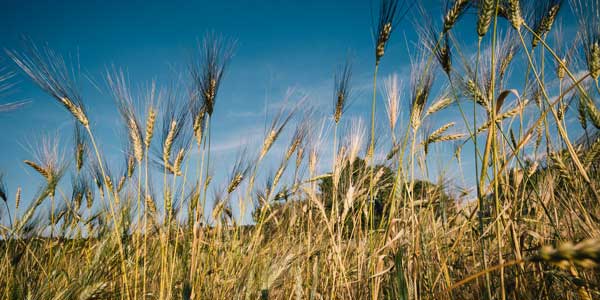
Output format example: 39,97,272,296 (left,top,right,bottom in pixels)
2,0,600,299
